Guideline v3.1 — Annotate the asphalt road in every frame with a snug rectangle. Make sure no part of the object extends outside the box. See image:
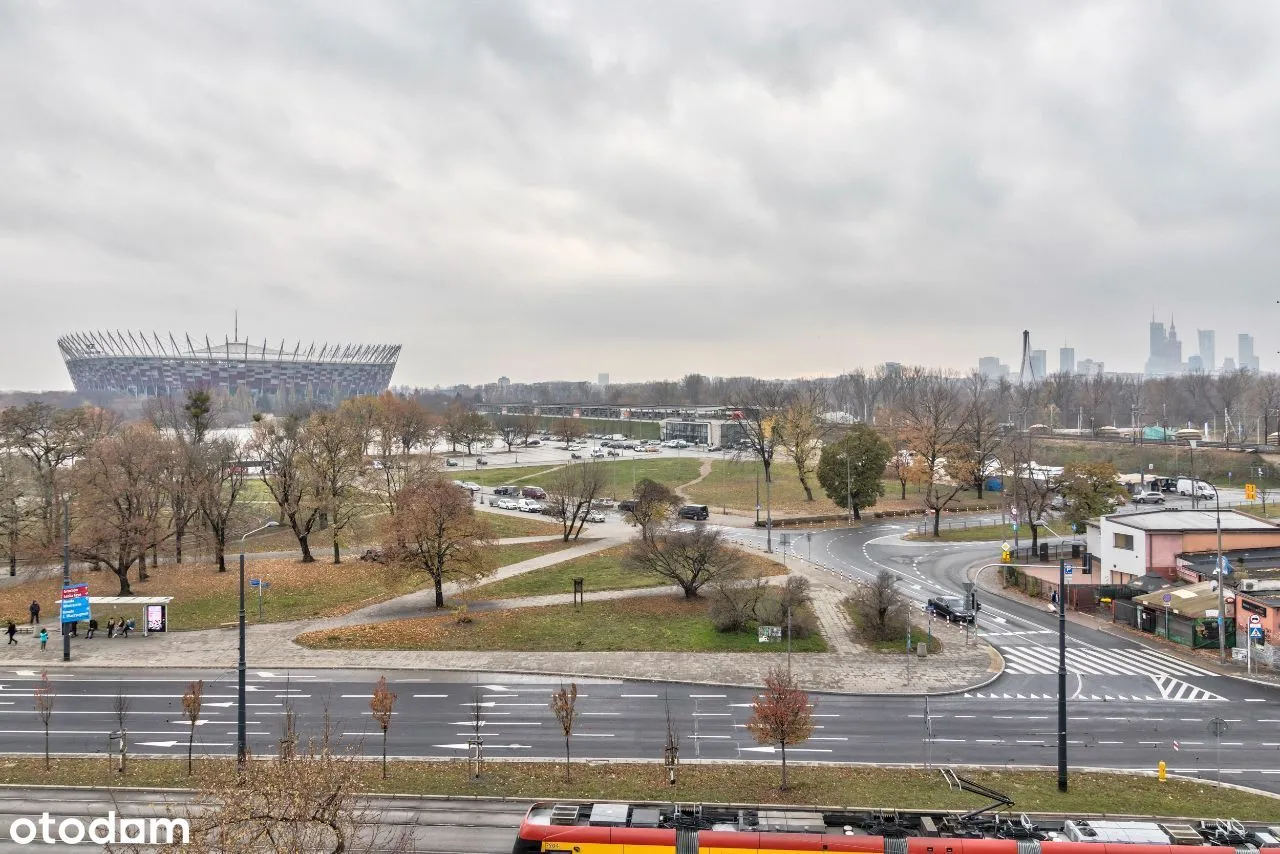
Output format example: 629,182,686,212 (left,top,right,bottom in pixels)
716,519,1280,792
